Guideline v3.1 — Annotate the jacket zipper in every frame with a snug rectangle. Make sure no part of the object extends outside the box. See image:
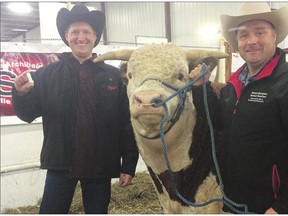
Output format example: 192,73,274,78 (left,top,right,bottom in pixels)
233,100,239,114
